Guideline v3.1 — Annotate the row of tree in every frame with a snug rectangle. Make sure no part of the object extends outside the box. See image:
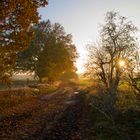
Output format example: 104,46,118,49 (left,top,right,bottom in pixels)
86,11,140,105
0,0,78,84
